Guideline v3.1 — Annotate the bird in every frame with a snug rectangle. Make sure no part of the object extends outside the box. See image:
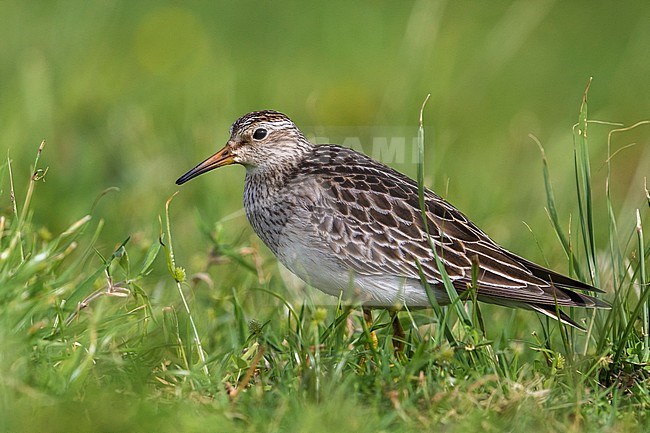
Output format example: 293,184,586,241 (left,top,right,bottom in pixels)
176,110,609,341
